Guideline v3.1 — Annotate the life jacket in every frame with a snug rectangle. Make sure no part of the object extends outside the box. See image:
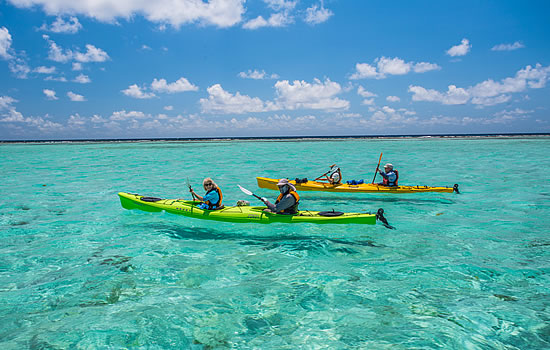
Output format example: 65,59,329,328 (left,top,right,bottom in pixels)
382,170,399,187
275,190,300,214
204,187,223,209
329,167,342,183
